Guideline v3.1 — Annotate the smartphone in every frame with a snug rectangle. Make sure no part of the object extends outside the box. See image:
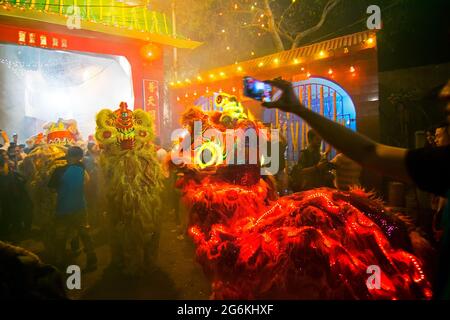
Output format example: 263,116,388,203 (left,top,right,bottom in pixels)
243,76,273,103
